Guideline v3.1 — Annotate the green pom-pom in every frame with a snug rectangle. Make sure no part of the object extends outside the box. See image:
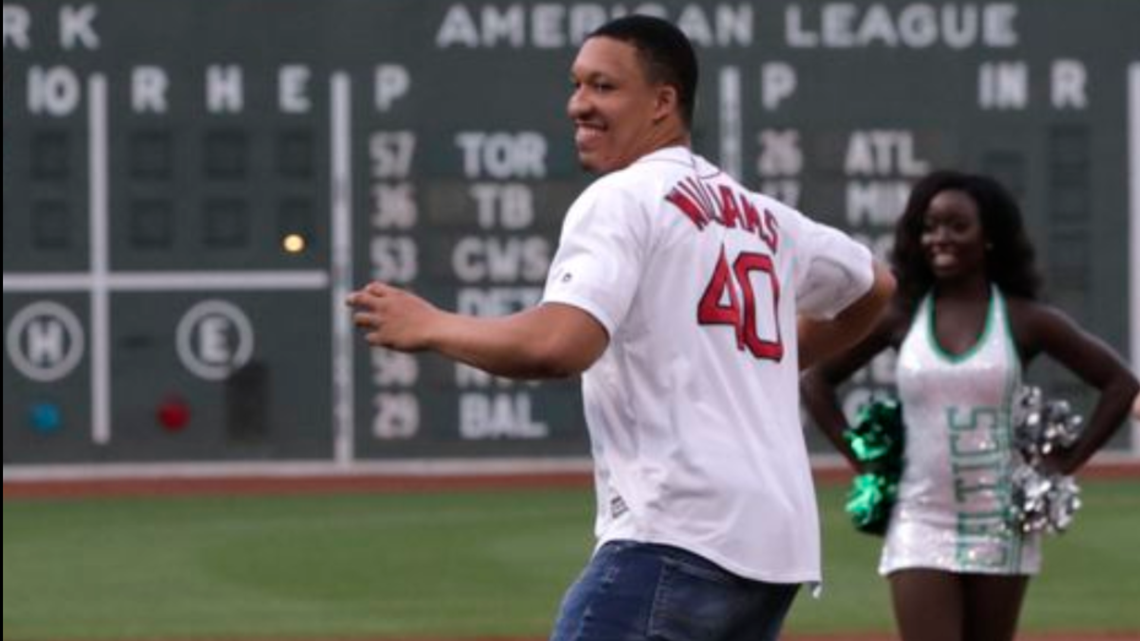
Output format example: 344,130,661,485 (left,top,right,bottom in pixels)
845,472,898,535
845,398,903,469
842,398,905,536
